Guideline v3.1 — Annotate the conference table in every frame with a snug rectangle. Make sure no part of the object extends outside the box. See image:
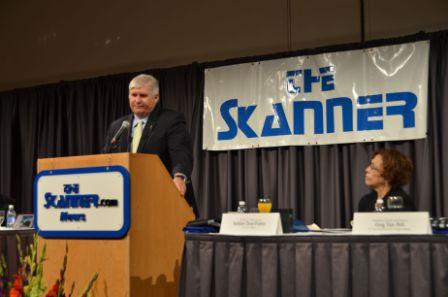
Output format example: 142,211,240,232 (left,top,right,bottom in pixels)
179,232,448,297
0,228,35,280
